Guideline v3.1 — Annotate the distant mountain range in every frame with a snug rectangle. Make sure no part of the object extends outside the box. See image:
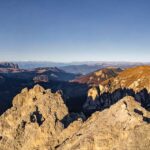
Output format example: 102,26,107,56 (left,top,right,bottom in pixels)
15,61,67,69
60,62,150,74
0,62,19,69
10,61,150,74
